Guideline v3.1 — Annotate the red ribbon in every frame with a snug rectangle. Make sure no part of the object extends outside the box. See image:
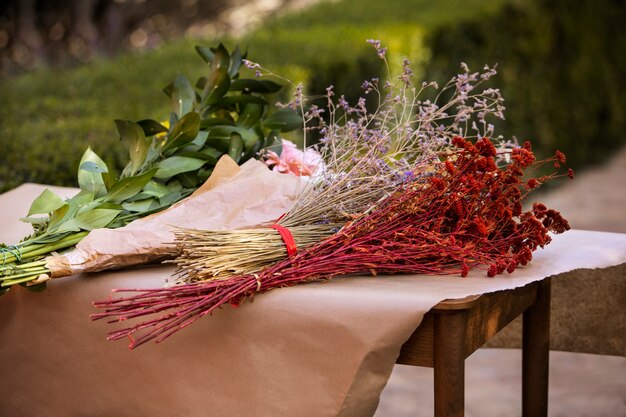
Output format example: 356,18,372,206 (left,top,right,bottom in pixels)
270,224,297,257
